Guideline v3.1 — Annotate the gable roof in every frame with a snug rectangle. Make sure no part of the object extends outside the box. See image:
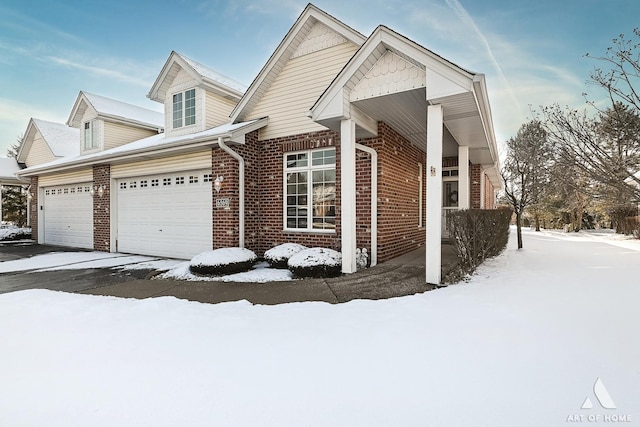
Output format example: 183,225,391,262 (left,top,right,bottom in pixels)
147,51,247,103
0,157,25,185
230,3,366,123
17,118,80,163
67,91,164,130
